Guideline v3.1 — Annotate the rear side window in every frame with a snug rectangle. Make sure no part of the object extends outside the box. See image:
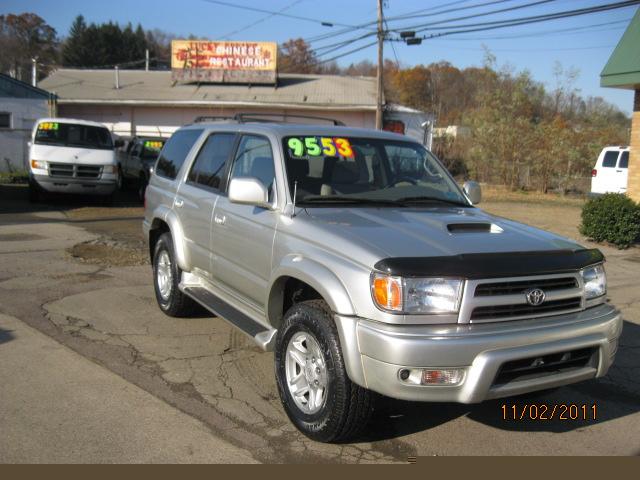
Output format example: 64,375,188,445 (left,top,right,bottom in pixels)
155,129,203,180
187,133,236,190
618,151,629,169
601,151,619,168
